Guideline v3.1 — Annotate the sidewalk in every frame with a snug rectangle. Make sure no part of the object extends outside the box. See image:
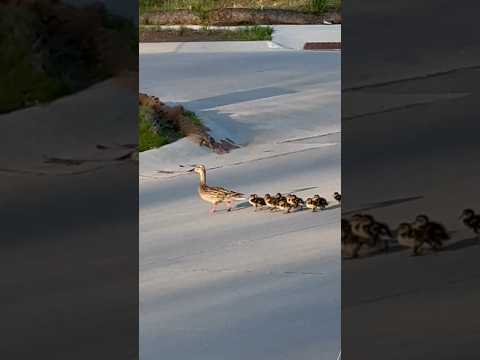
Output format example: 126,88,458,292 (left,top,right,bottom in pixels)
140,25,342,51
272,25,341,50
